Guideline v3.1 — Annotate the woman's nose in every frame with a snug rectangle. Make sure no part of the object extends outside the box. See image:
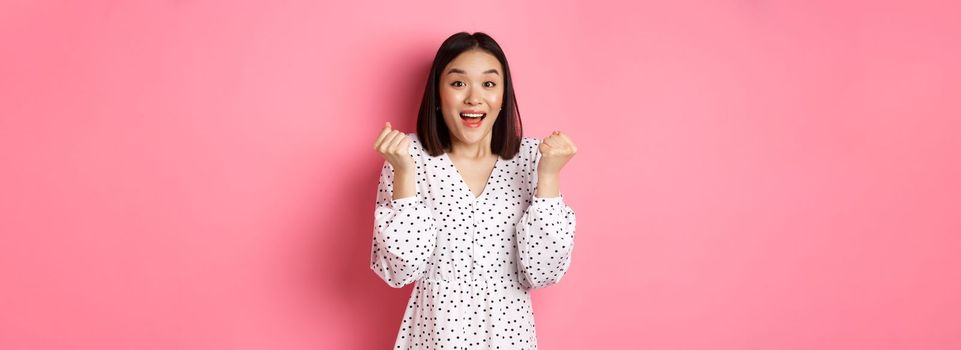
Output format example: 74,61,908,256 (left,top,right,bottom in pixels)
465,88,482,105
